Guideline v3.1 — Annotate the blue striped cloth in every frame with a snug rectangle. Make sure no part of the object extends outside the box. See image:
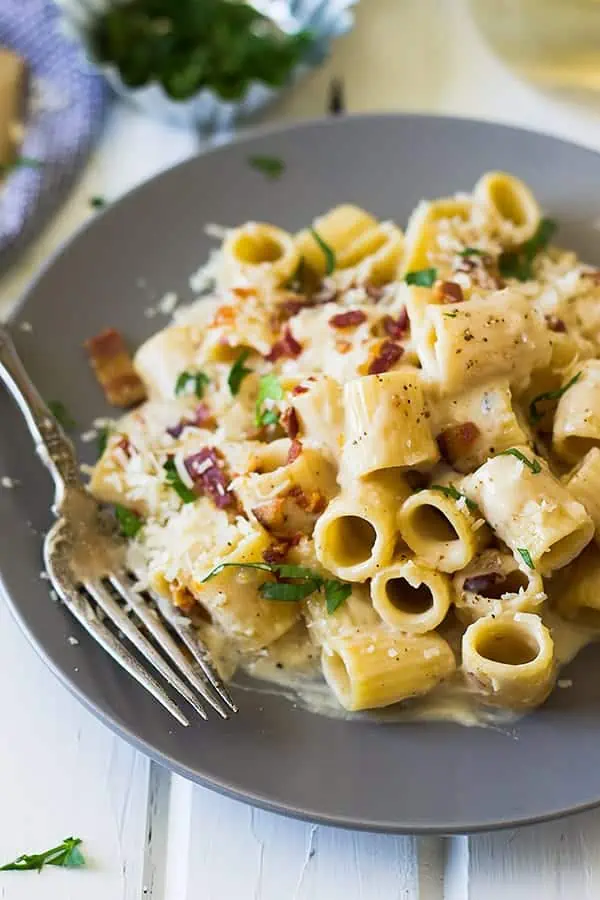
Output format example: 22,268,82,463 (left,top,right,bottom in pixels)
0,0,107,270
